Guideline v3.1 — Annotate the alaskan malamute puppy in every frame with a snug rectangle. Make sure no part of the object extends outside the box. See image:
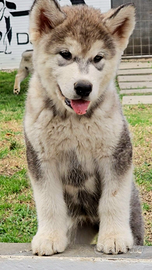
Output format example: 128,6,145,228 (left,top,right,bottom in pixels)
24,0,144,256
